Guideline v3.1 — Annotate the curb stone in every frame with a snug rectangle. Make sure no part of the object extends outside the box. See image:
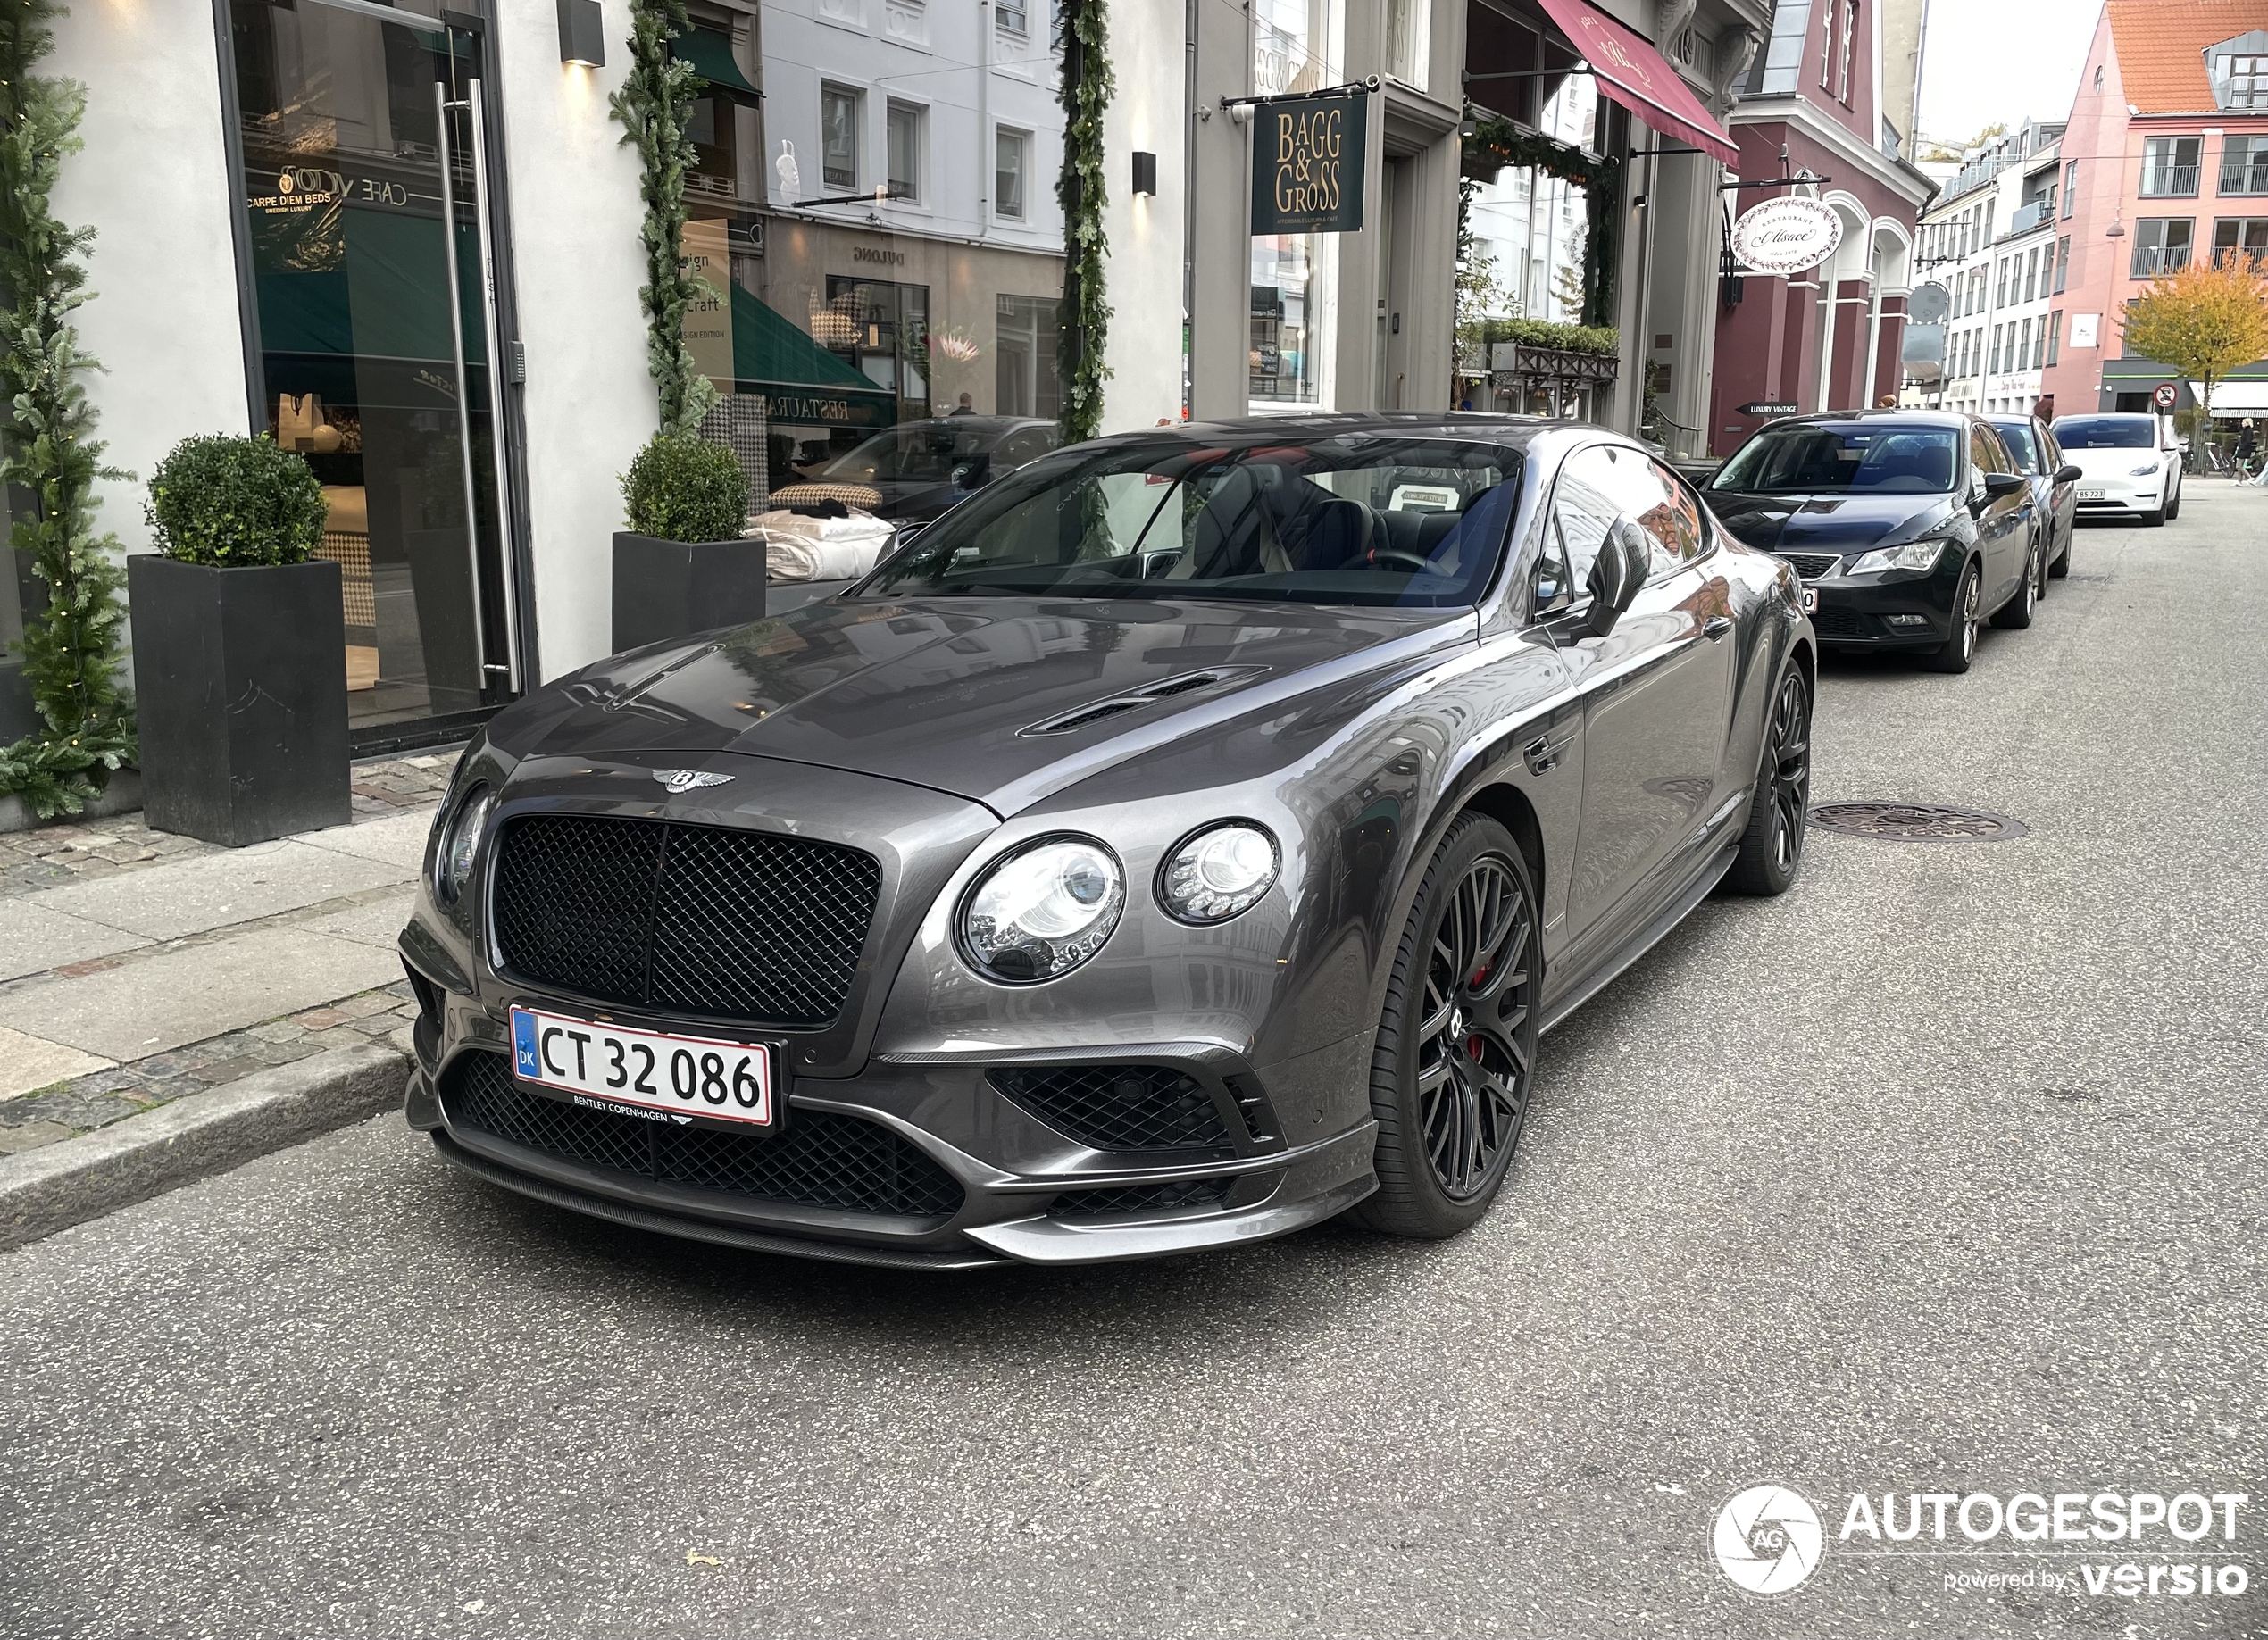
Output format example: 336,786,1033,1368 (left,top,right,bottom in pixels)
0,1040,409,1252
